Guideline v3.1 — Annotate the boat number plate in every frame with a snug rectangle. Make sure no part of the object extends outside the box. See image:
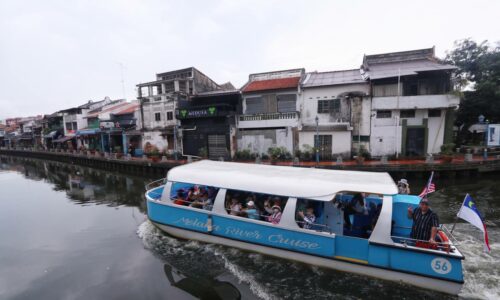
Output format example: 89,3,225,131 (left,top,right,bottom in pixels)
431,257,452,274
